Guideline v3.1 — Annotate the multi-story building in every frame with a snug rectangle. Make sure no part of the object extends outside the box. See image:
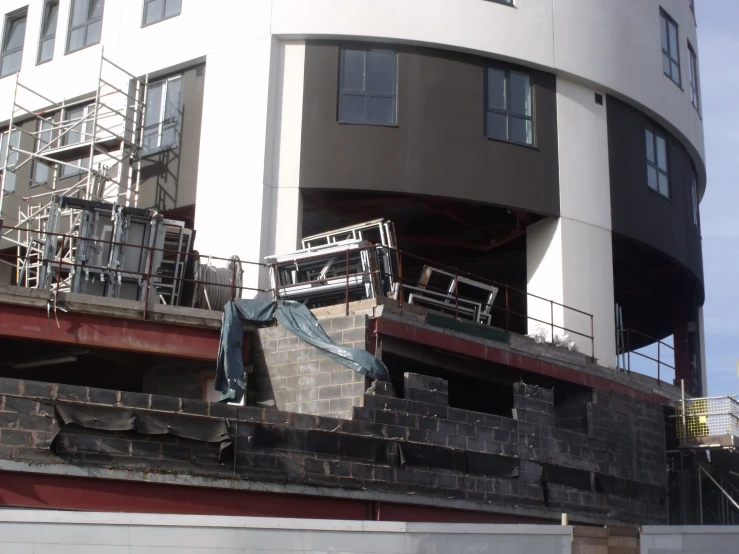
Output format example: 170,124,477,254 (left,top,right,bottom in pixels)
0,0,729,541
